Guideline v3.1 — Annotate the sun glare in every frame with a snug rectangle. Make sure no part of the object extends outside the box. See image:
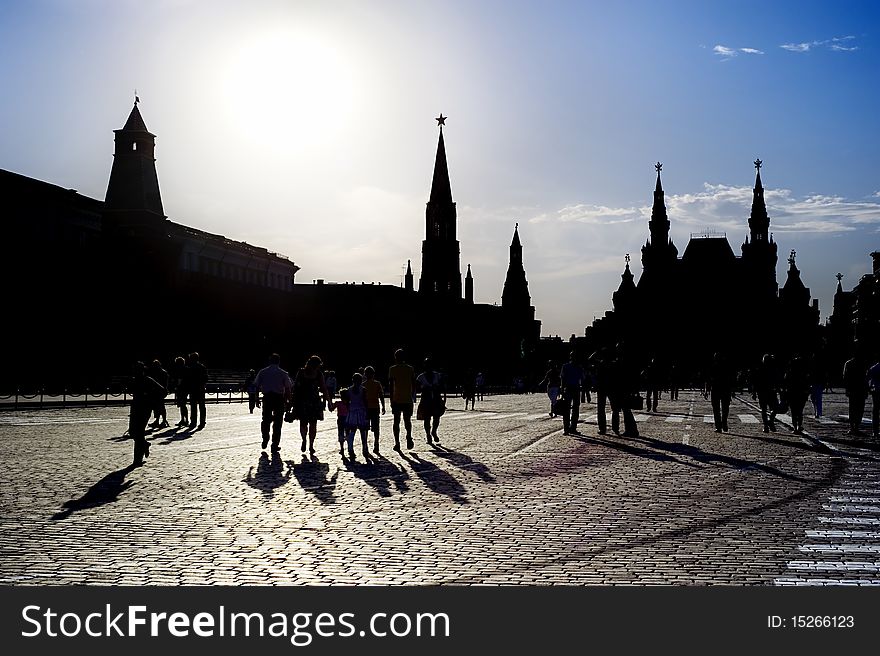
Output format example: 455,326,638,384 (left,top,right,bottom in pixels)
223,30,358,149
